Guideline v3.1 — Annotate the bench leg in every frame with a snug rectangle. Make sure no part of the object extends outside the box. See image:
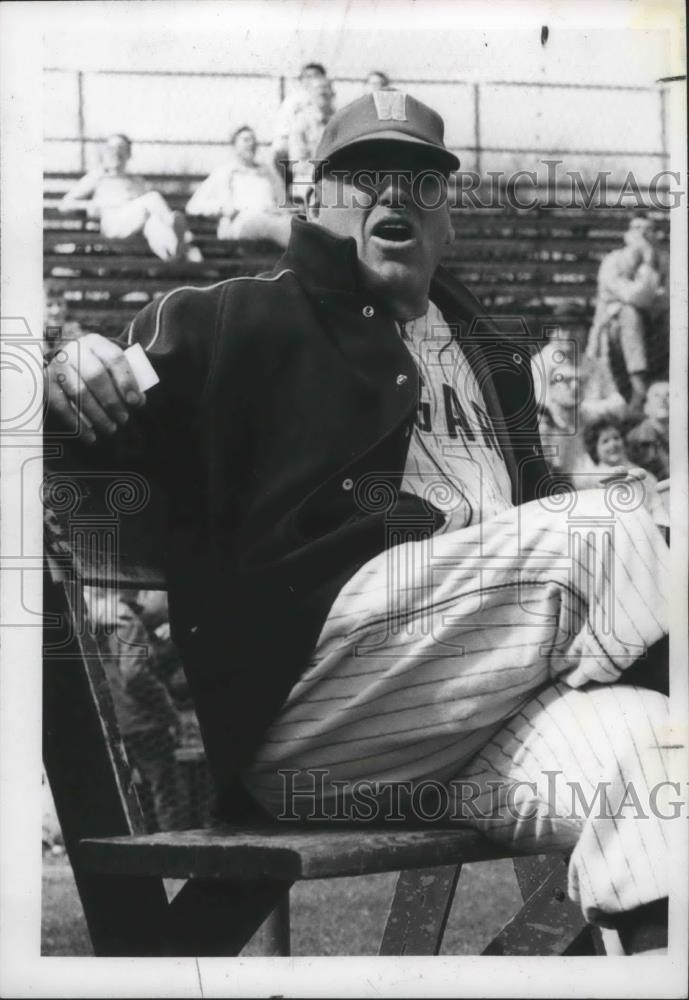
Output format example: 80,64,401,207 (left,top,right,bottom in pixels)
165,877,294,957
259,891,291,956
482,856,601,955
379,865,462,955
